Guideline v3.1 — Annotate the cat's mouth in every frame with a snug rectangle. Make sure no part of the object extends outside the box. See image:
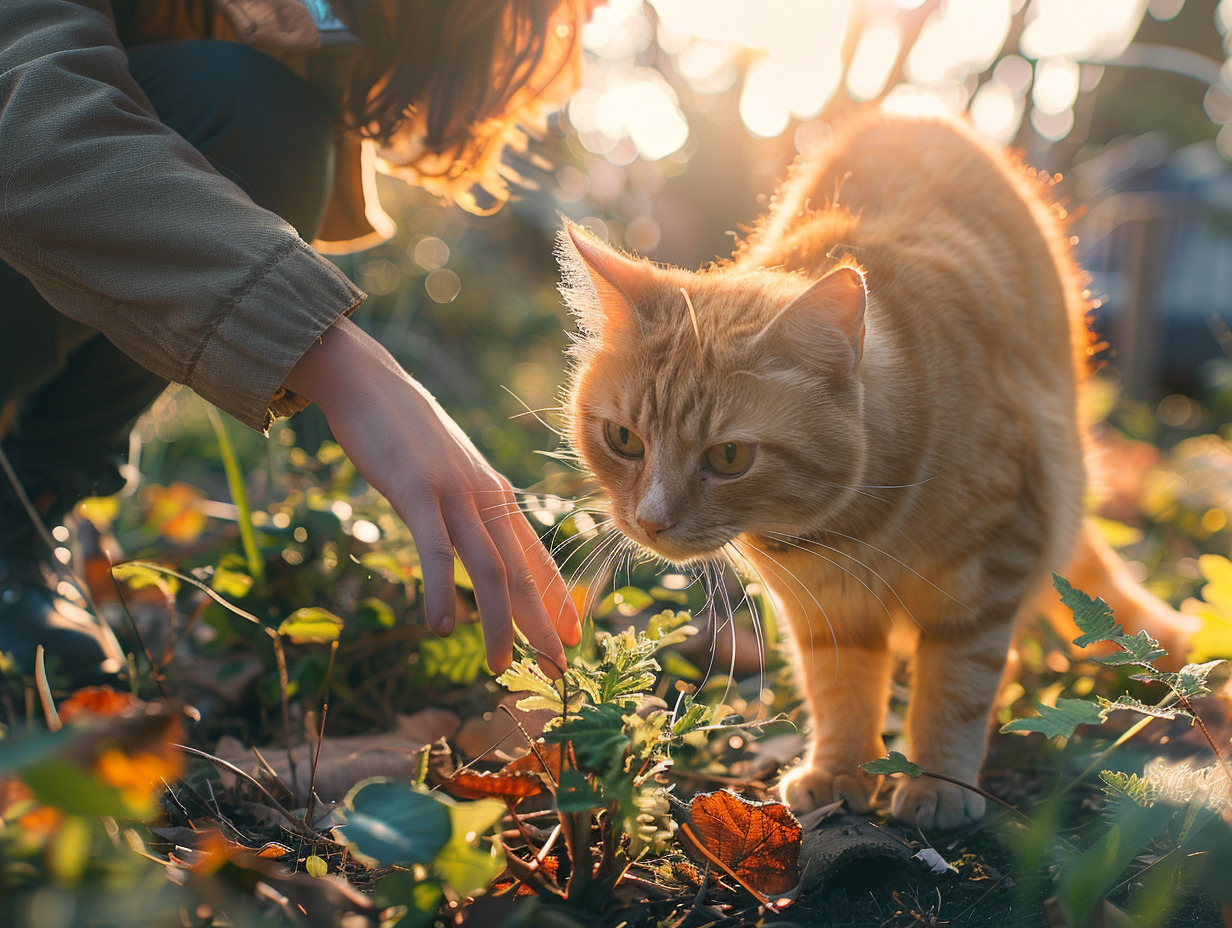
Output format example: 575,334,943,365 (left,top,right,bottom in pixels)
621,518,735,564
